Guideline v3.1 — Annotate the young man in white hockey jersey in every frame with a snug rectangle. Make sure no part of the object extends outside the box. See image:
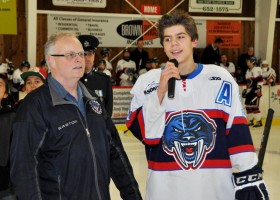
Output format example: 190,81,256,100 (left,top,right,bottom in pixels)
126,10,269,200
244,57,264,127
